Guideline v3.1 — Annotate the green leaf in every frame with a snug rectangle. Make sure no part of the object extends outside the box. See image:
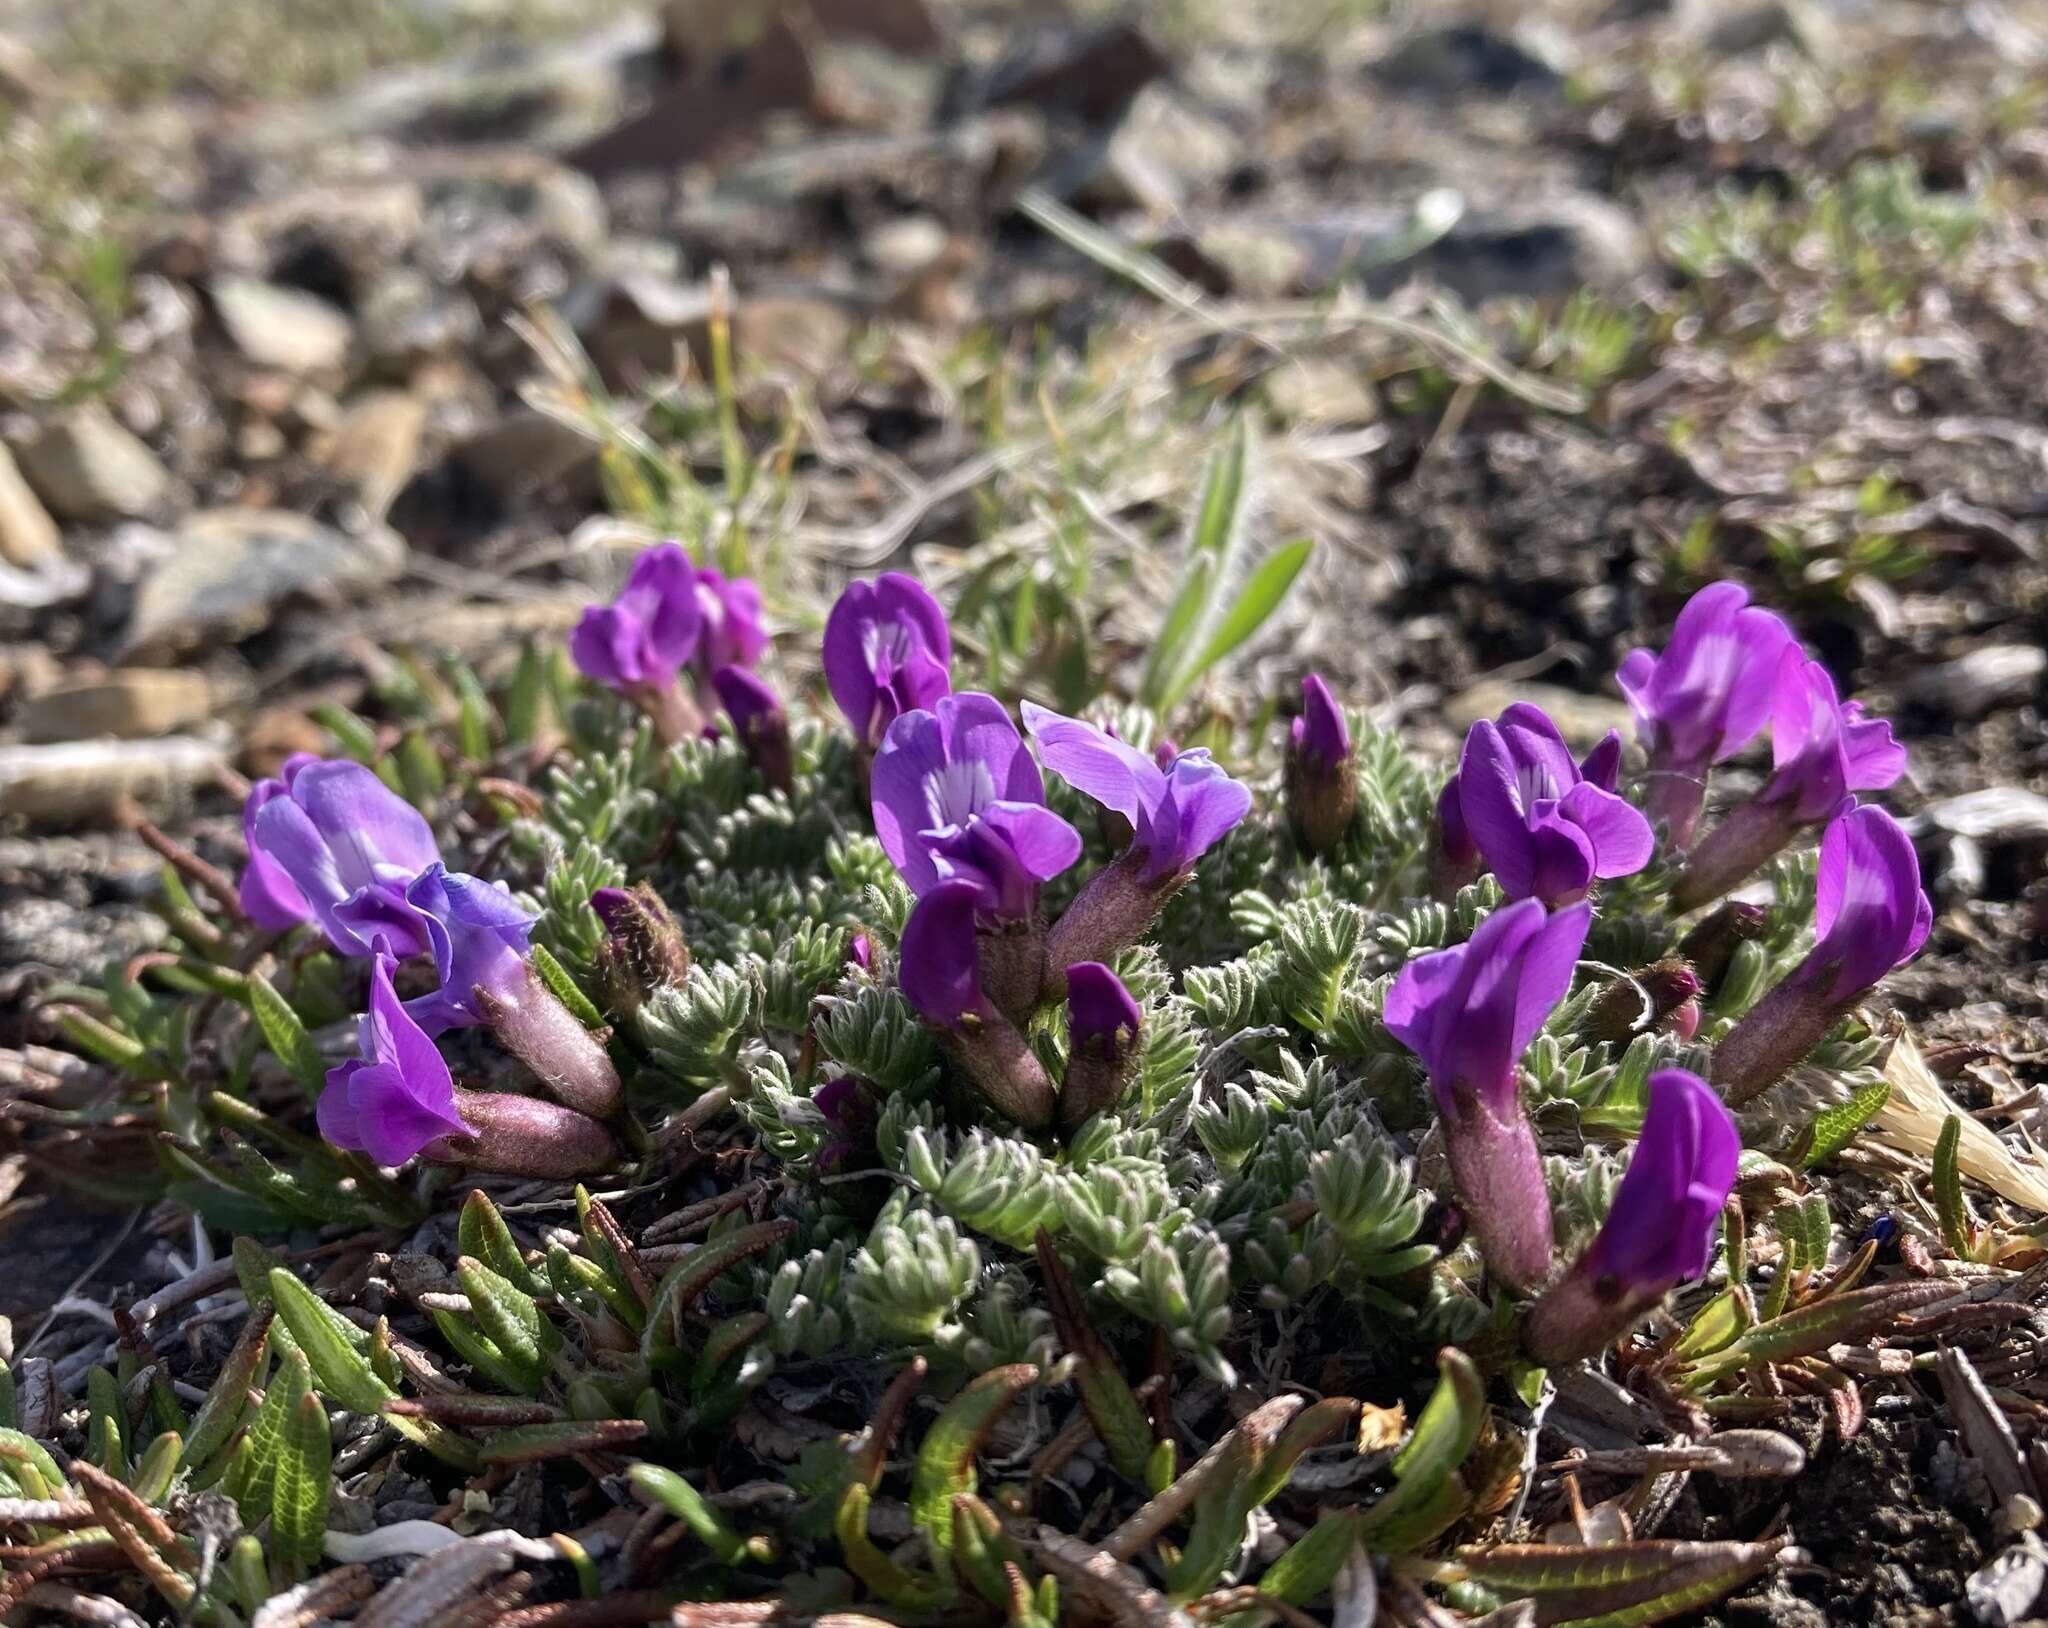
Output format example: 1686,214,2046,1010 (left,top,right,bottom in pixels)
1356,1348,1485,1550
266,1270,382,1414
909,1364,1038,1561
1682,1280,1955,1384
227,1351,310,1526
87,1365,127,1480
479,1420,650,1463
1166,538,1314,710
642,1220,794,1357
504,642,550,747
1797,1075,1891,1168
1934,1113,1976,1260
311,701,382,765
1140,416,1251,709
270,1392,331,1580
247,975,328,1103
533,942,606,1030
460,1189,542,1297
834,1481,948,1610
629,1463,759,1566
181,1307,273,1477
454,1257,552,1394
